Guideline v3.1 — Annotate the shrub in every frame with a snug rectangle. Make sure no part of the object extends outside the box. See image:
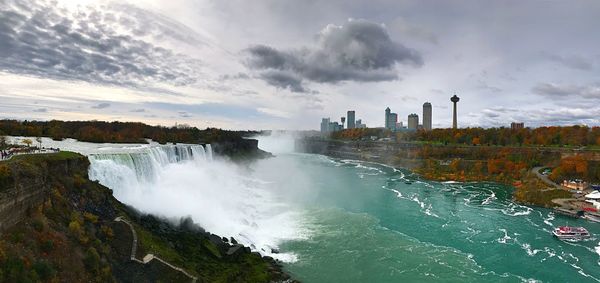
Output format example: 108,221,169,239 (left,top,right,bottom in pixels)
68,220,81,235
39,239,54,253
73,174,87,188
33,260,56,280
32,219,44,232
84,247,101,273
83,212,99,224
0,164,12,188
100,225,114,238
